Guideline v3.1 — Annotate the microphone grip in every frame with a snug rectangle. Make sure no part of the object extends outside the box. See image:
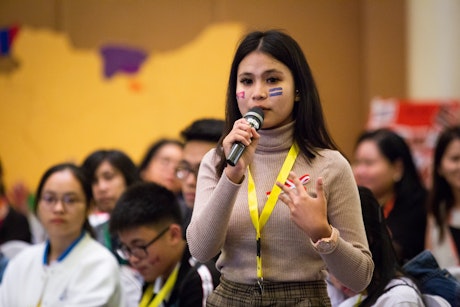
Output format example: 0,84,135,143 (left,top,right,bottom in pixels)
226,142,245,166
